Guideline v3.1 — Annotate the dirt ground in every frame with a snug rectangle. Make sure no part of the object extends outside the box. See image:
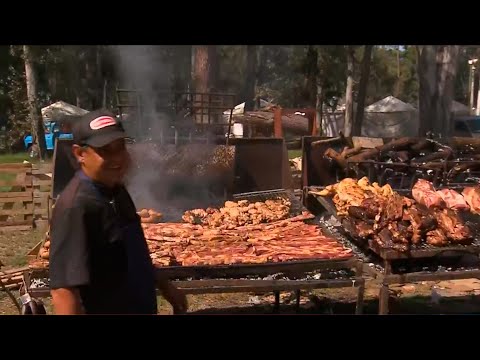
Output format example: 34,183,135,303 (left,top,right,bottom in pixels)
3,228,480,315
